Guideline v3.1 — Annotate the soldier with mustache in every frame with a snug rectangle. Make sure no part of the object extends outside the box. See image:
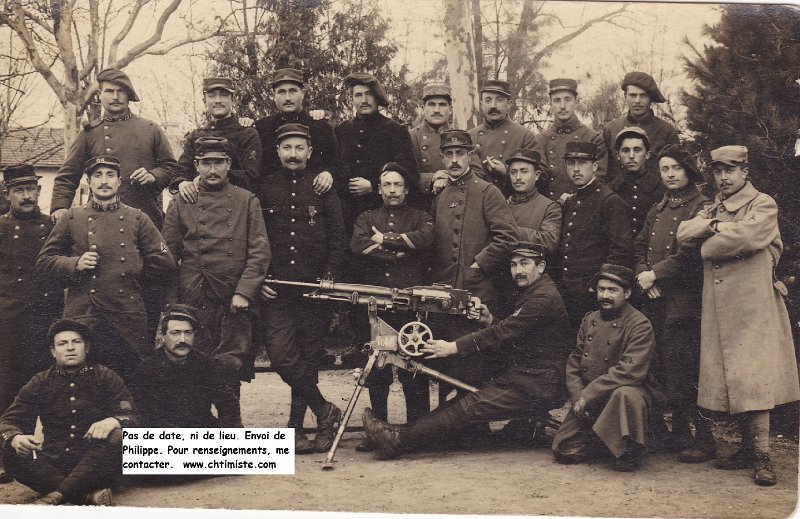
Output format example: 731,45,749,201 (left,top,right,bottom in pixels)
171,77,263,199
